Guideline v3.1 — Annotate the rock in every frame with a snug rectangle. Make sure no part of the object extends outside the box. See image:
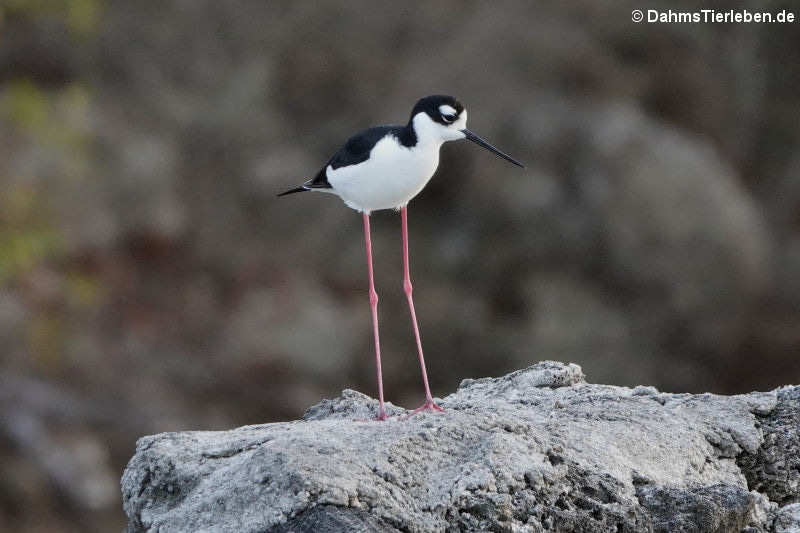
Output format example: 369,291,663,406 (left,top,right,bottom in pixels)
773,504,800,533
121,362,798,532
738,386,800,505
